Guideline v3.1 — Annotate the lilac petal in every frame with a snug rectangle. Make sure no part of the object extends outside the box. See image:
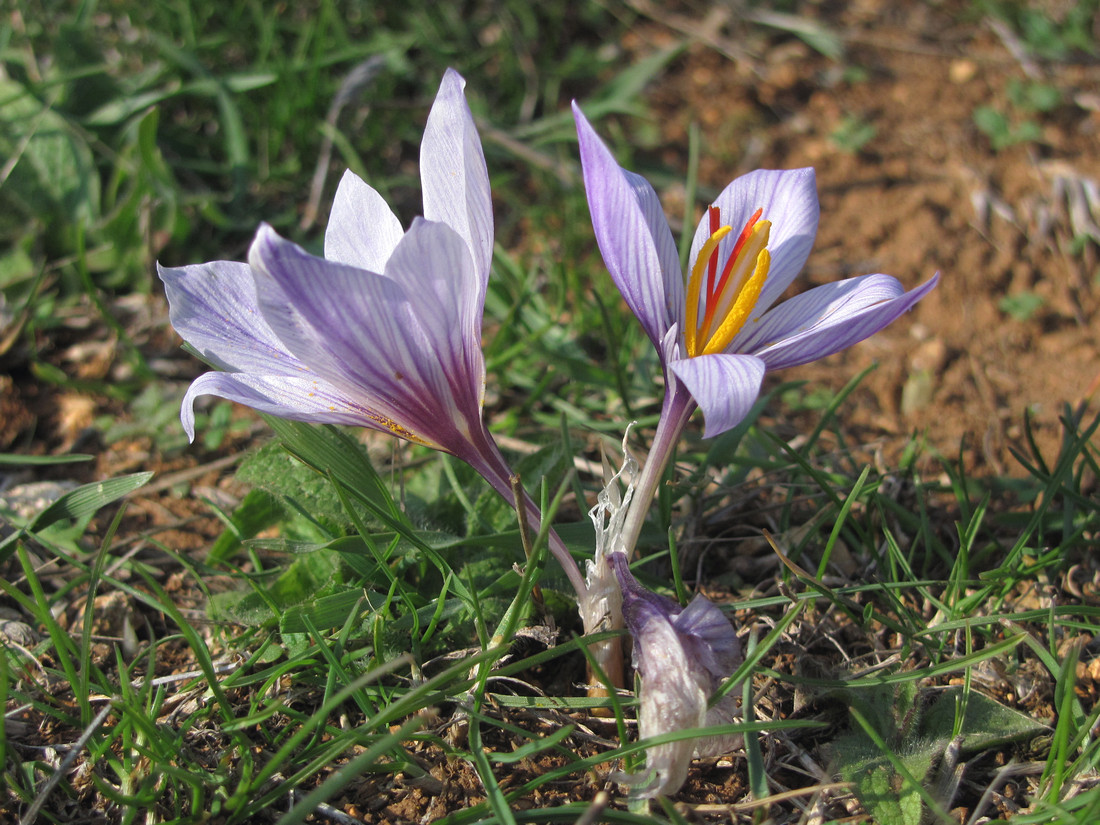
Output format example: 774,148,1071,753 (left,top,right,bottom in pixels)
622,166,686,331
323,169,404,272
610,553,679,674
181,371,376,443
248,224,482,445
420,68,494,286
689,168,819,316
574,103,680,348
748,273,939,370
668,354,766,439
675,595,741,678
697,694,743,758
158,260,301,374
383,217,487,402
